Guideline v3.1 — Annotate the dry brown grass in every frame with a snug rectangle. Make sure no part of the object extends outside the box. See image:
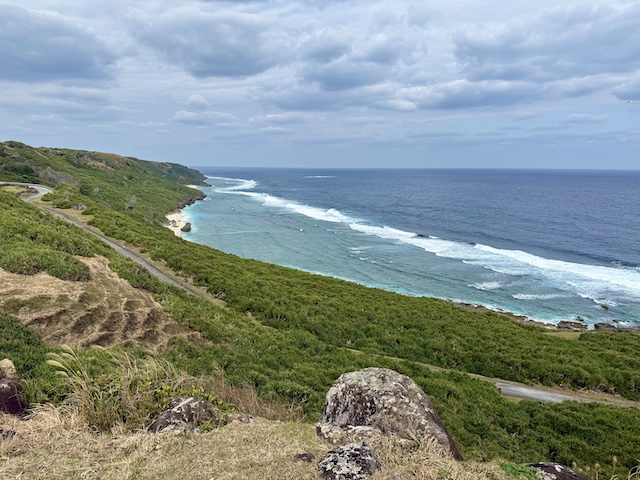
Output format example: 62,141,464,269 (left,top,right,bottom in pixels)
0,406,509,480
0,257,207,351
